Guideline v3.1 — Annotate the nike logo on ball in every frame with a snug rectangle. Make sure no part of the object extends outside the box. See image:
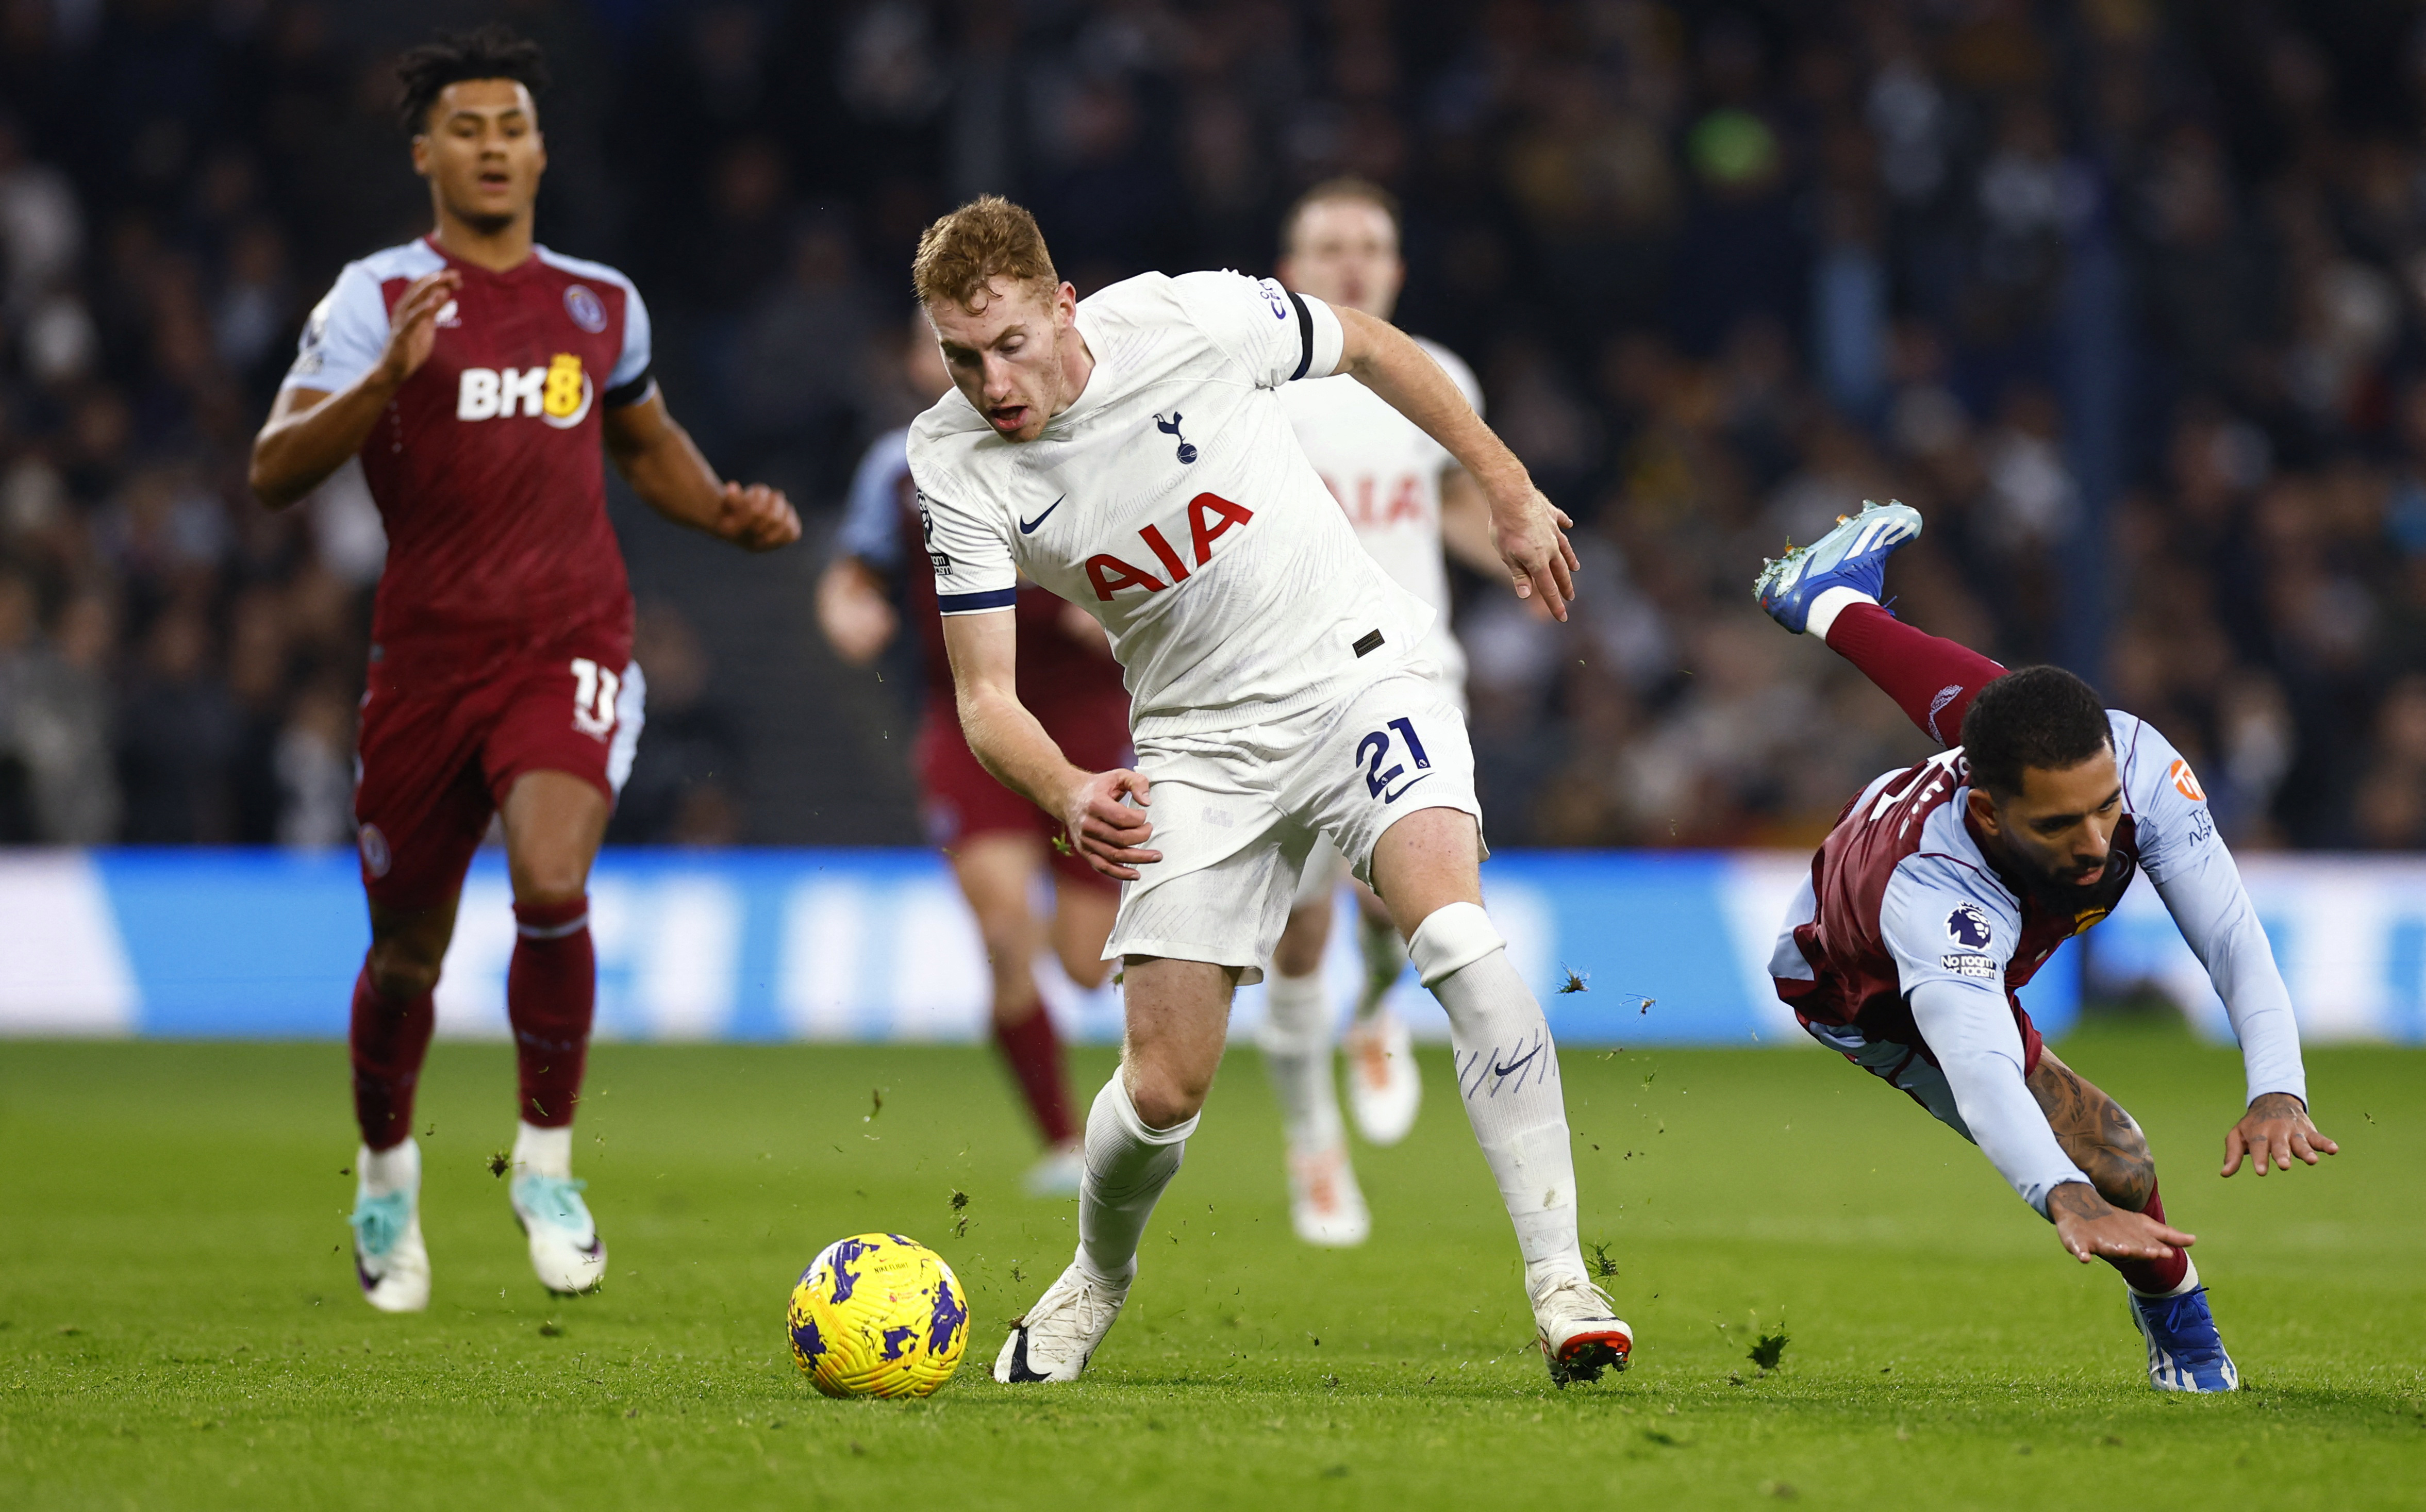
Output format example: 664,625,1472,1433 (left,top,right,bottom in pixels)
1019,496,1065,534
